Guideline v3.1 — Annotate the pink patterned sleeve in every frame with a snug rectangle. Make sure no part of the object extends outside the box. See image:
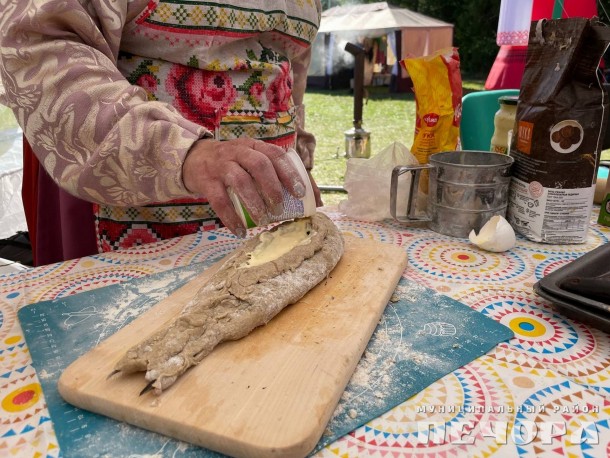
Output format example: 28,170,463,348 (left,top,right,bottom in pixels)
0,0,211,206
